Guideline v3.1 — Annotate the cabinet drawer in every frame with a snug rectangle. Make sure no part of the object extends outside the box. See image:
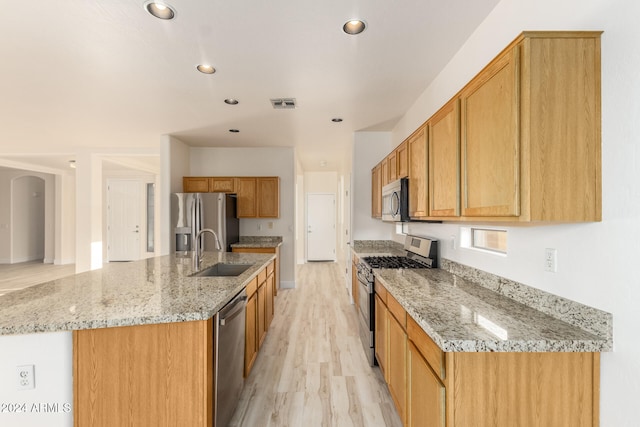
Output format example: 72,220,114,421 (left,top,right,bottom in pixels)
257,267,267,285
408,315,445,381
387,293,406,330
209,177,236,193
246,277,258,298
375,281,388,304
